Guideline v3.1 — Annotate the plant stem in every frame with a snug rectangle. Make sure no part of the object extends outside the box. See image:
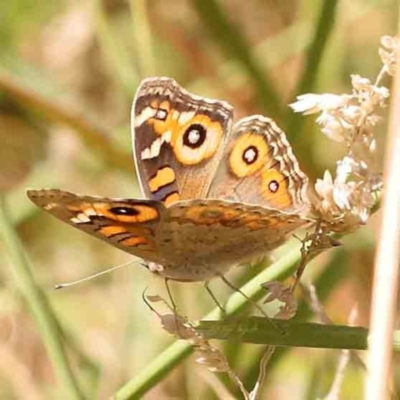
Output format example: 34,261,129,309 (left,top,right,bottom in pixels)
365,30,400,400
